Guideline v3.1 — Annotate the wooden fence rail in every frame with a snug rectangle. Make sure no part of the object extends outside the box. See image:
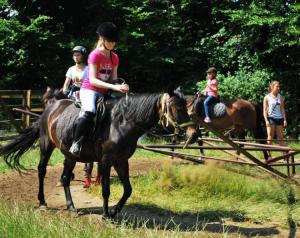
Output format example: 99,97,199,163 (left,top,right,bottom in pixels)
0,90,45,131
